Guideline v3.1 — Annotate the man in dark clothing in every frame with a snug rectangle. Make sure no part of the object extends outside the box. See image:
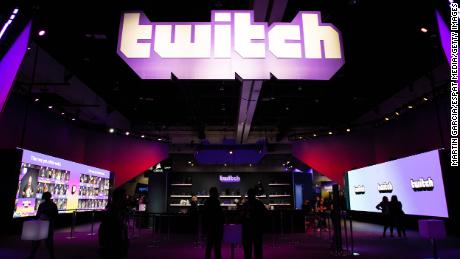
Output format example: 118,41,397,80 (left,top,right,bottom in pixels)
242,188,267,259
27,192,58,259
99,188,129,259
203,187,224,259
376,196,392,237
389,195,406,238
